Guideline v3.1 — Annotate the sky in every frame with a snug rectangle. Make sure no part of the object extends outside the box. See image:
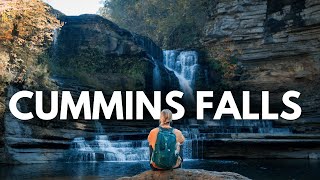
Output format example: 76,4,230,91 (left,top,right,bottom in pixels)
43,0,103,16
